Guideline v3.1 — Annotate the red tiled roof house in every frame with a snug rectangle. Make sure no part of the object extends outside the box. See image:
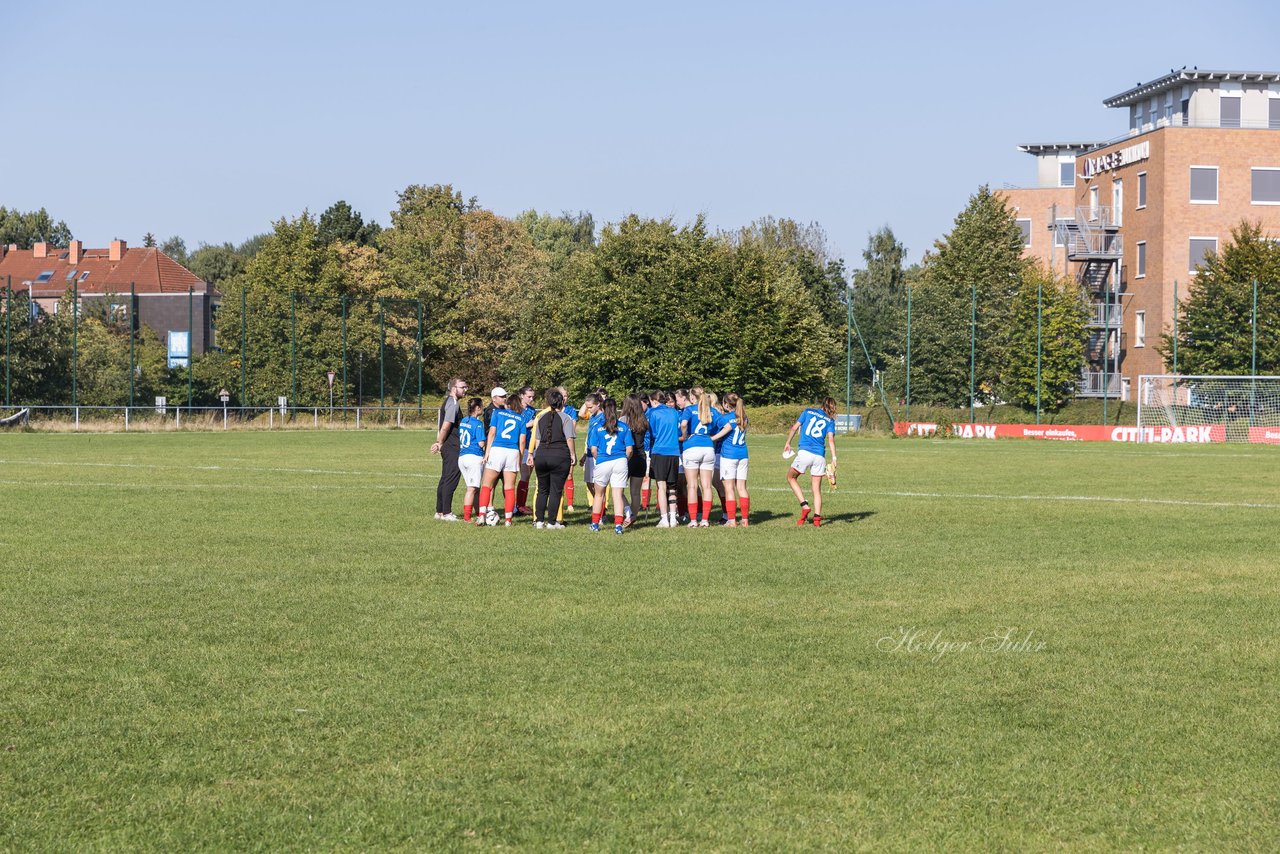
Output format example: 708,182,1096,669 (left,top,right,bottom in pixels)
0,240,219,354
